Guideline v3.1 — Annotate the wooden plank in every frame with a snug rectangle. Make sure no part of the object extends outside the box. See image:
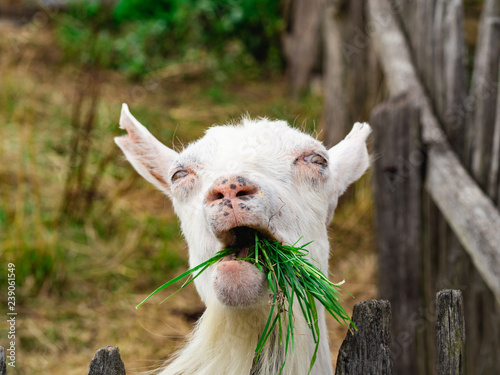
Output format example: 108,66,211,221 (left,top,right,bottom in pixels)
322,0,371,148
469,16,500,188
335,300,392,375
372,92,423,375
368,0,419,96
459,262,500,375
432,0,446,116
423,0,437,98
282,0,322,97
391,0,468,154
426,144,500,305
368,0,500,306
391,0,416,59
421,192,441,375
395,0,435,94
436,290,465,375
0,346,5,375
442,0,467,154
344,0,370,123
321,1,348,147
88,346,126,375
488,60,500,203
465,0,500,169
